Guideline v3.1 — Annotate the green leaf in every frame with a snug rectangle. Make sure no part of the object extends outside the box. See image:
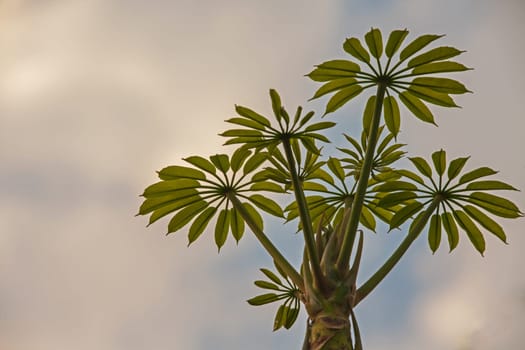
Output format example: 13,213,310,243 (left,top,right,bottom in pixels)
362,95,376,135
383,96,401,136
301,136,322,154
230,207,245,242
407,85,458,107
327,157,346,182
463,205,507,243
158,165,206,180
399,92,435,124
374,131,393,155
188,207,217,245
412,77,470,94
385,29,409,58
302,182,328,192
408,46,464,68
254,280,281,291
396,169,425,185
343,37,370,63
142,179,200,198
284,306,300,329
225,117,267,130
247,293,280,306
399,34,444,62
459,167,498,184
465,180,517,191
378,191,417,208
296,110,315,130
231,148,252,172
260,268,283,285
360,205,376,231
210,154,230,173
374,180,418,192
250,182,285,193
145,195,202,225
311,78,360,100
214,208,231,250
310,168,335,185
389,201,424,230
324,85,364,115
235,105,271,127
468,192,522,218
339,148,360,162
441,211,459,251
223,137,266,147
269,89,282,120
308,68,355,82
307,60,361,82
428,214,442,253
317,59,362,73
279,106,290,124
304,121,336,132
244,152,268,174
141,188,200,213
305,133,329,144
409,157,433,178
364,28,383,59
184,156,216,175
447,156,470,181
380,151,405,167
249,194,284,217
412,61,471,75
453,210,485,255
432,149,446,176
368,202,394,224
221,129,263,138
273,304,286,331
167,200,208,234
